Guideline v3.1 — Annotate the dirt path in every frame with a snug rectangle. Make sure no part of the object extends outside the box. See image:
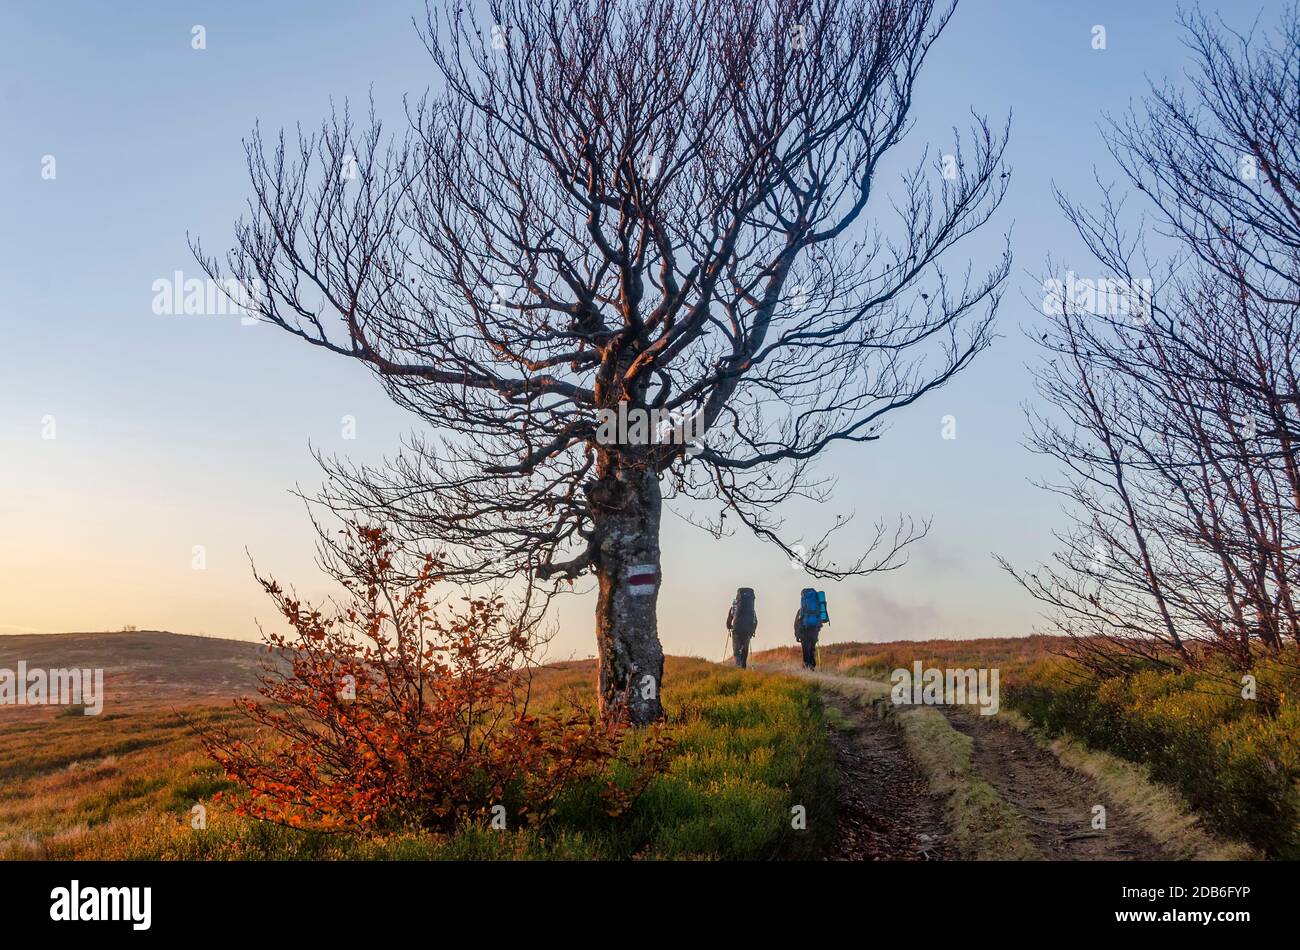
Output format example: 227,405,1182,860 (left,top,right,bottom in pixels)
940,706,1169,860
810,677,951,860
798,669,1171,860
